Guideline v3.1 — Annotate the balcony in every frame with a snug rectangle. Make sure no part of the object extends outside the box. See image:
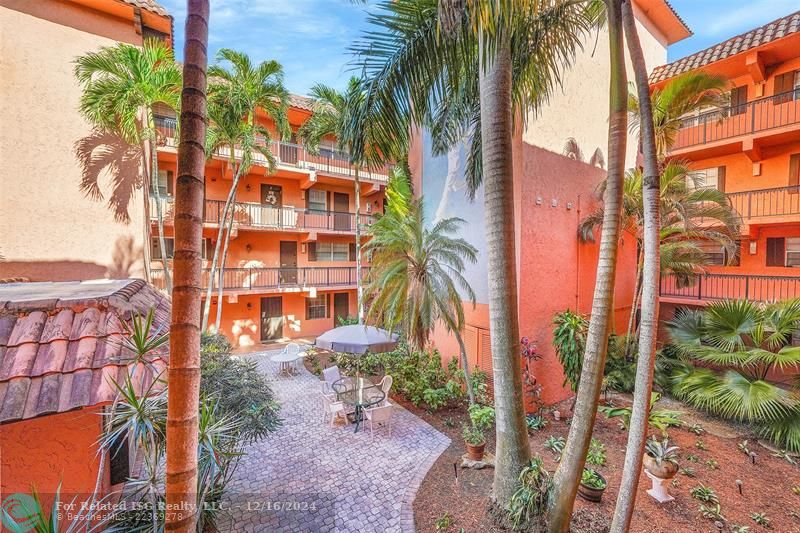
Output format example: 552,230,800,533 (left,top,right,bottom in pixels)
150,197,375,234
727,185,800,227
154,116,391,183
150,266,369,293
670,90,800,154
660,272,800,303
